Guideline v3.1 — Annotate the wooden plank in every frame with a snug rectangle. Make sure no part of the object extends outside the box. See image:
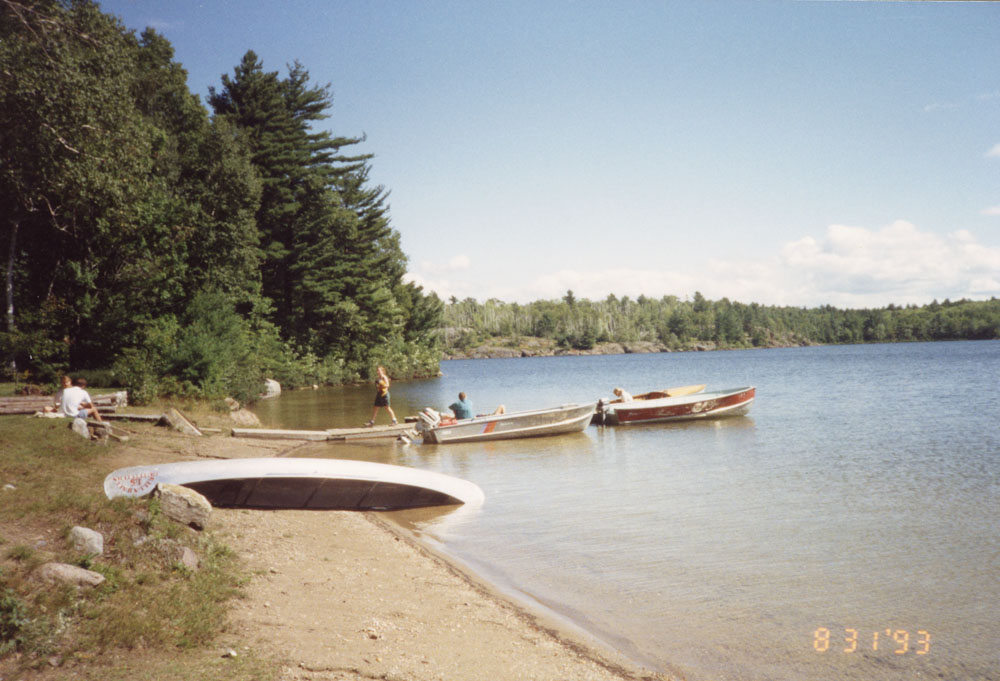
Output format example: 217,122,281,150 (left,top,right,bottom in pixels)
0,406,115,415
0,392,122,415
327,423,416,441
0,406,52,415
101,413,164,423
0,398,53,406
0,394,120,405
231,428,331,441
